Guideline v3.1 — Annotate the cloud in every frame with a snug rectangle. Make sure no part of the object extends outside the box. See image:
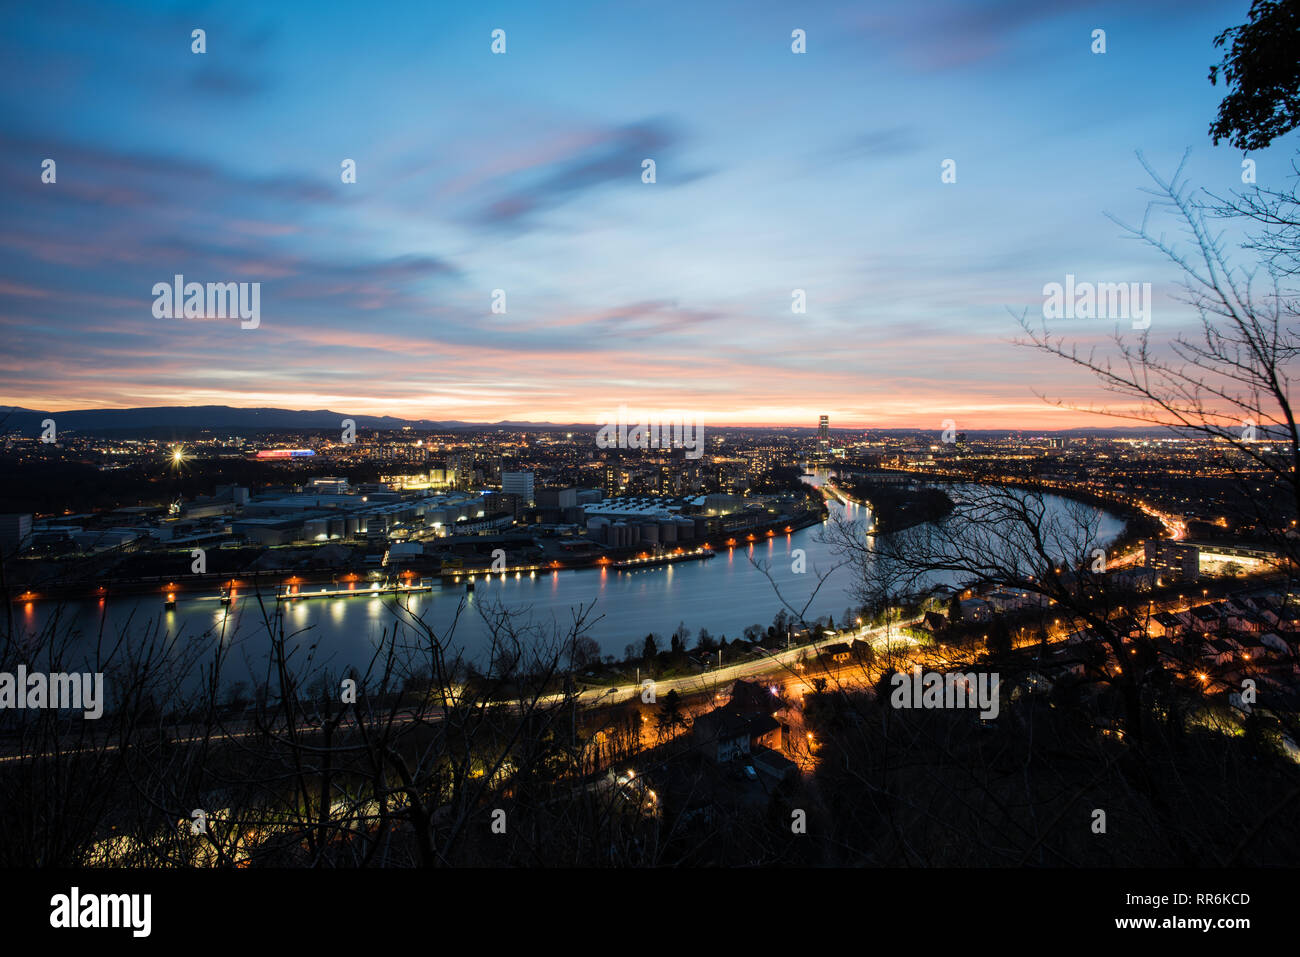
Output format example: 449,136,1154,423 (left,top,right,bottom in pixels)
189,63,271,98
472,119,710,230
541,300,726,337
0,133,338,212
844,0,1226,72
814,126,923,170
